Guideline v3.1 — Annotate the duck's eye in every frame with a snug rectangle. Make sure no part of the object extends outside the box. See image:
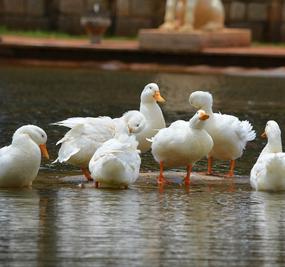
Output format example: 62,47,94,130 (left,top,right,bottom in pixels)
41,134,44,138
136,124,140,127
